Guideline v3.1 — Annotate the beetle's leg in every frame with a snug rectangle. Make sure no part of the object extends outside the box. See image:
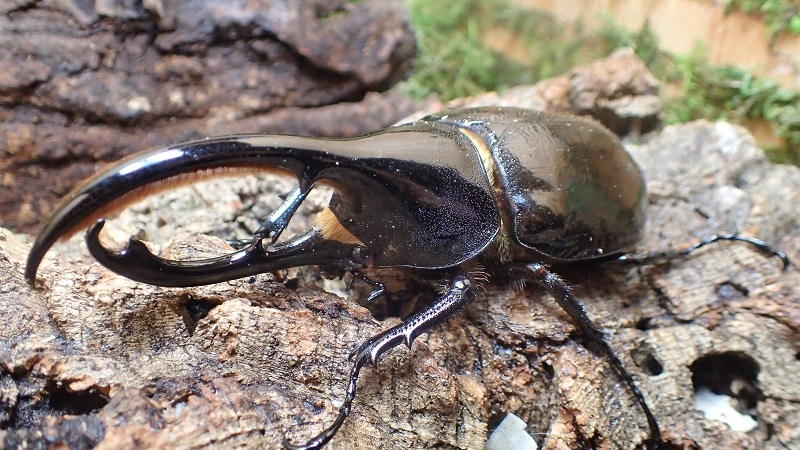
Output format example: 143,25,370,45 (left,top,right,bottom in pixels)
347,270,386,302
228,186,309,249
248,185,308,244
614,233,790,269
224,237,255,249
524,262,661,450
257,185,307,243
283,271,476,450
